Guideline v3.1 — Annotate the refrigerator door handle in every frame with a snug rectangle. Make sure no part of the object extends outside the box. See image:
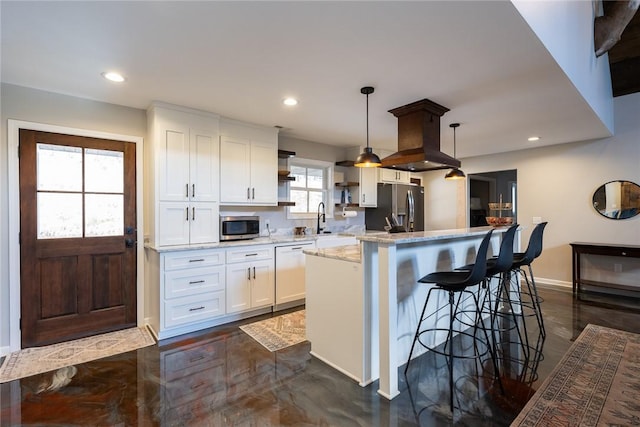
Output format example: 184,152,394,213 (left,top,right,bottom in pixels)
407,190,415,231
